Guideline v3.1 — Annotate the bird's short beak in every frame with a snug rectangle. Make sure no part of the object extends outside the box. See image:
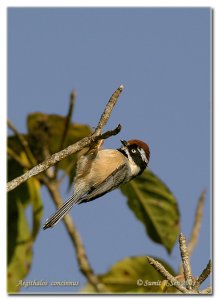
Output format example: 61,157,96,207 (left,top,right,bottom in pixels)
121,140,128,147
